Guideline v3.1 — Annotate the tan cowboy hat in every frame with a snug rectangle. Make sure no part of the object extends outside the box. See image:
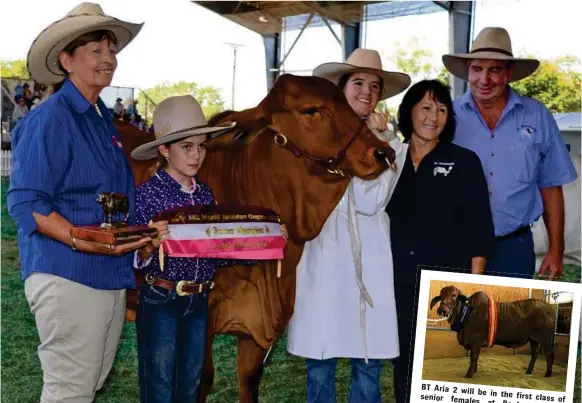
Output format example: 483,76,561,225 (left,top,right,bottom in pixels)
131,95,236,160
27,2,144,85
313,48,411,100
442,27,540,82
